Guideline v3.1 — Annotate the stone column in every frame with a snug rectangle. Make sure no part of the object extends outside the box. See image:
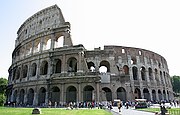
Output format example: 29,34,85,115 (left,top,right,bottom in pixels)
16,91,20,105
165,89,168,100
96,82,100,103
140,88,144,99
152,69,156,83
45,92,49,106
11,90,14,102
156,89,159,101
37,59,41,79
149,89,153,101
145,70,150,83
61,54,67,76
128,55,134,81
60,83,65,105
33,92,38,106
24,88,28,105
78,83,82,103
63,32,73,47
27,62,31,81
125,83,131,101
77,52,83,73
40,37,44,52
137,67,142,82
31,40,34,55
50,34,55,51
